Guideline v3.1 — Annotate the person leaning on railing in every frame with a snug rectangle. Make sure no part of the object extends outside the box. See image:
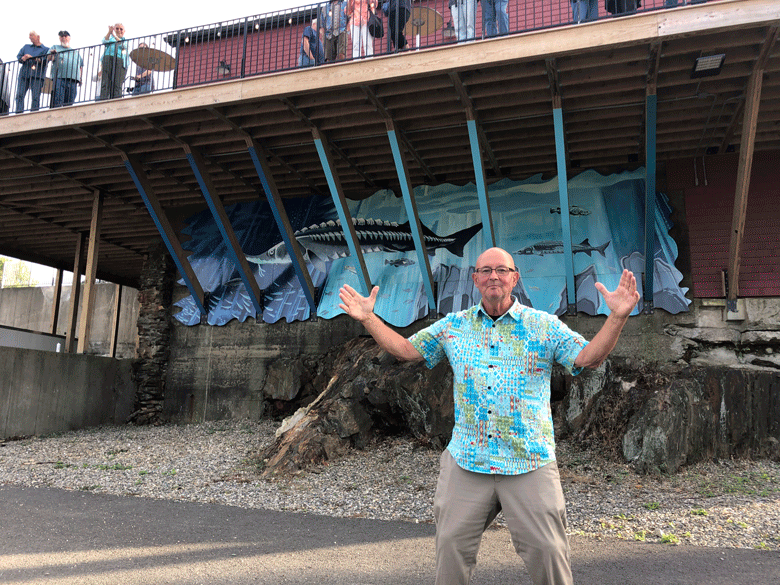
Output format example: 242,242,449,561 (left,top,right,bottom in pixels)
321,0,348,62
131,42,155,95
48,31,83,107
482,0,509,37
382,0,411,52
99,23,127,101
15,31,49,112
347,0,377,58
299,18,325,67
449,0,477,42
